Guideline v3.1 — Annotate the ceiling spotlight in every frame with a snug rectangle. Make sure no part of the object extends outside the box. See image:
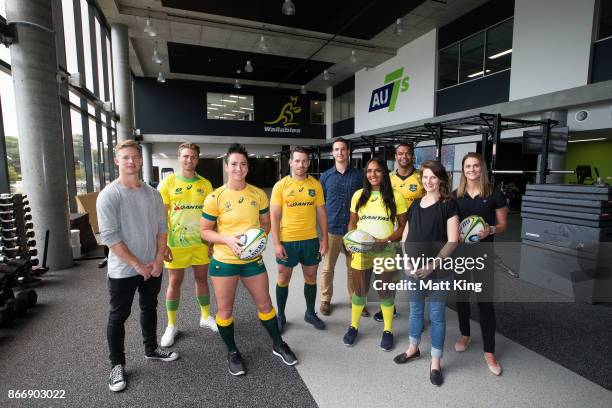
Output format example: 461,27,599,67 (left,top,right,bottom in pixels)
157,70,165,83
152,43,162,64
244,60,253,73
323,70,330,81
282,0,296,16
350,50,357,64
300,85,307,94
234,79,242,89
394,18,403,35
144,17,157,37
258,35,268,52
